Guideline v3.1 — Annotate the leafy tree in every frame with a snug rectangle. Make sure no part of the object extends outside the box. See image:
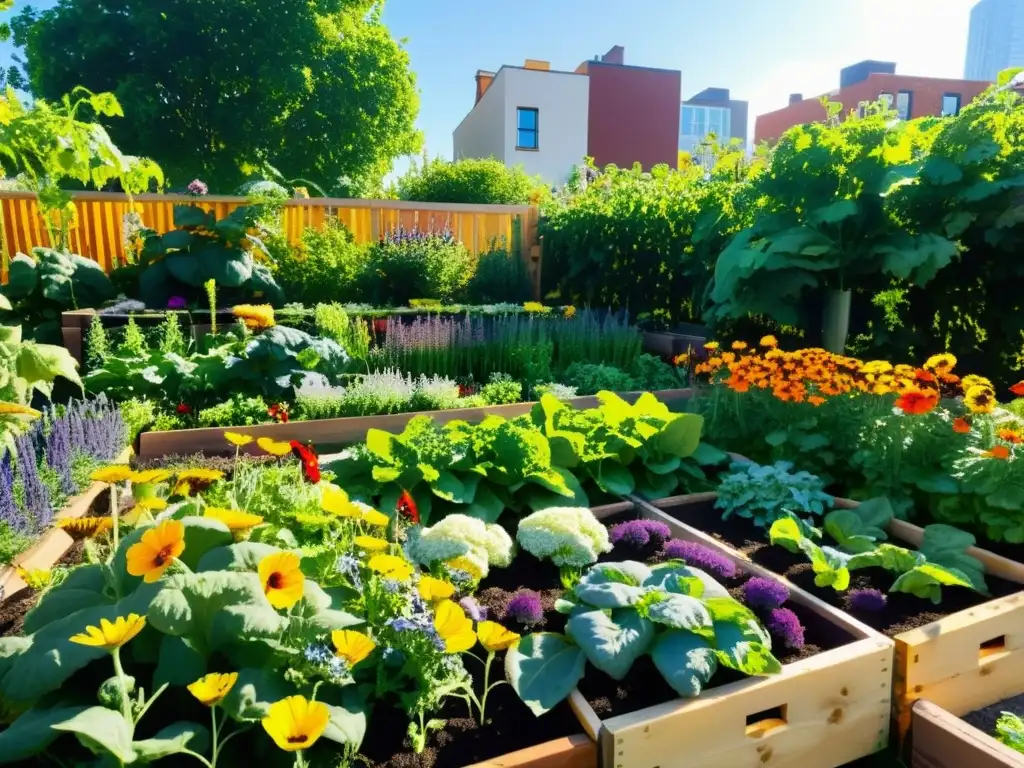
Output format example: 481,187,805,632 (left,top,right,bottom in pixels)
396,156,545,205
13,0,421,192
